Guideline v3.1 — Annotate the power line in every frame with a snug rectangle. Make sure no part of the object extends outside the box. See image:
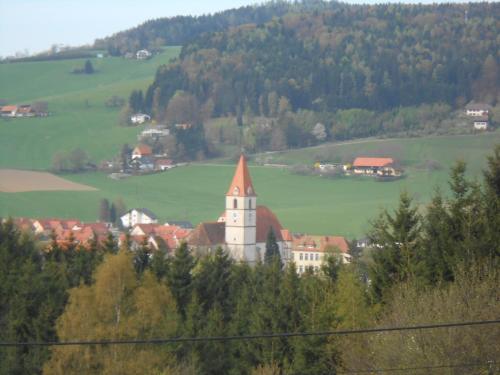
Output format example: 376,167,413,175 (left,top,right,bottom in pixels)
338,361,498,374
0,319,498,347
